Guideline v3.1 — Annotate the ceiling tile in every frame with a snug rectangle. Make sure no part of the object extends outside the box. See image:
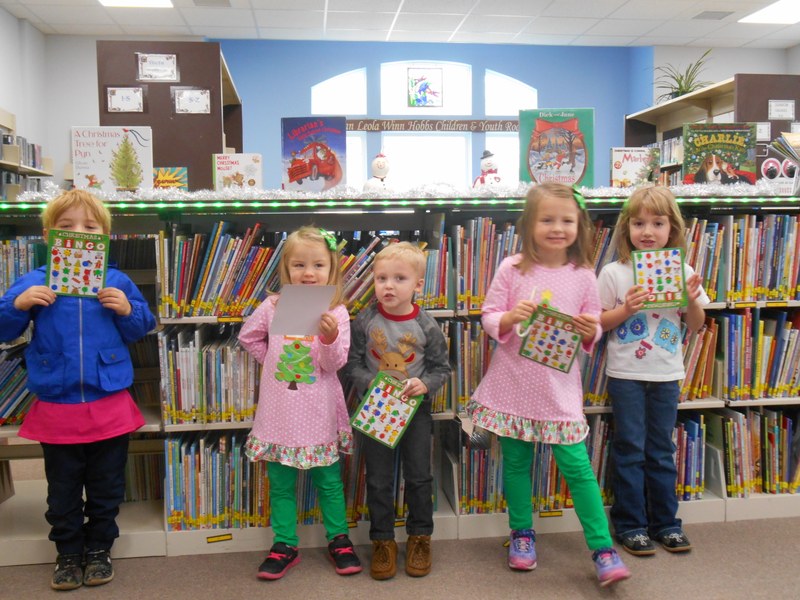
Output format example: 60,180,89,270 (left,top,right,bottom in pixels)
575,35,639,46
450,31,520,43
585,18,662,36
459,15,529,34
180,7,258,28
23,5,116,25
324,29,392,42
401,0,474,15
393,13,467,30
195,25,258,38
471,0,551,17
254,9,324,29
522,17,597,36
249,0,324,9
542,0,627,19
326,11,396,30
107,7,187,26
329,0,400,10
